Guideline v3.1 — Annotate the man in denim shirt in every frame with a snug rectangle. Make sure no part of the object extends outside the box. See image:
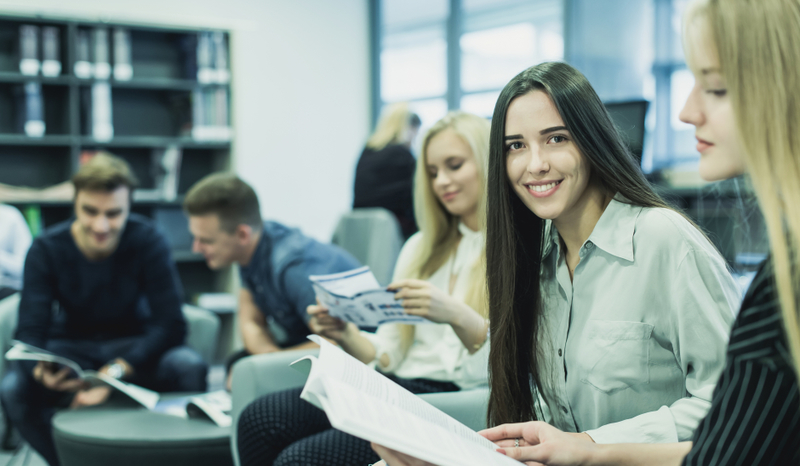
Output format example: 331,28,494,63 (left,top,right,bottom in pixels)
185,174,361,389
